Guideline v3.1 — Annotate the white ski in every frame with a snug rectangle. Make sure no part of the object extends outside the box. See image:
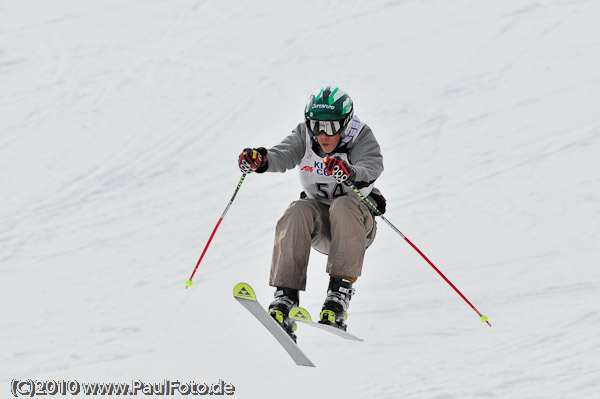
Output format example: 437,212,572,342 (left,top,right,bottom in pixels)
289,307,363,341
233,282,315,367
